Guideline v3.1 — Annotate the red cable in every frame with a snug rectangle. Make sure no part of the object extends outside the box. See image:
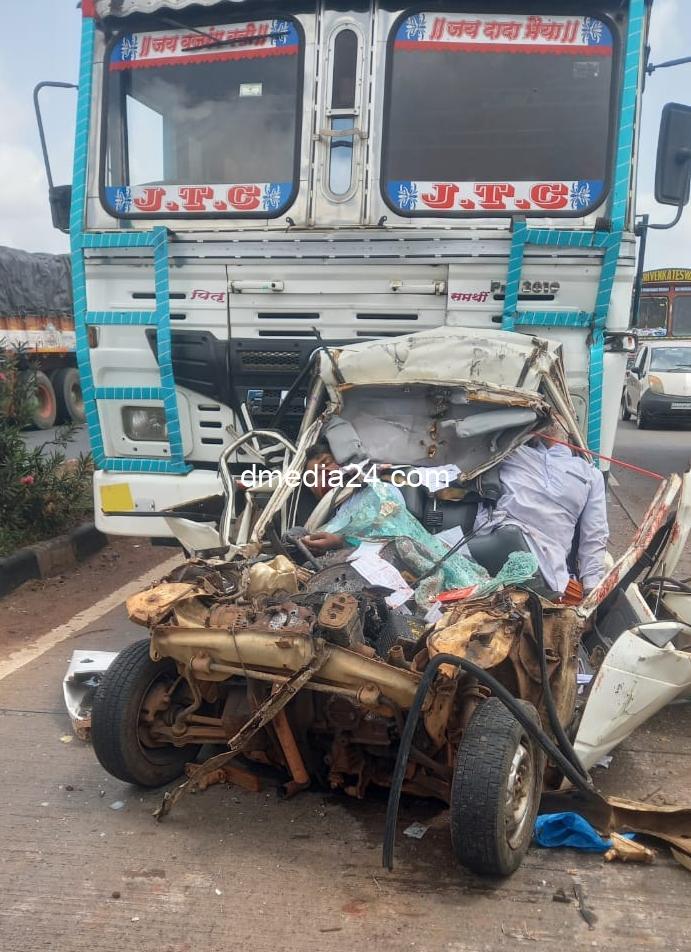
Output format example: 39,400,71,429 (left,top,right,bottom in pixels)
543,435,665,481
